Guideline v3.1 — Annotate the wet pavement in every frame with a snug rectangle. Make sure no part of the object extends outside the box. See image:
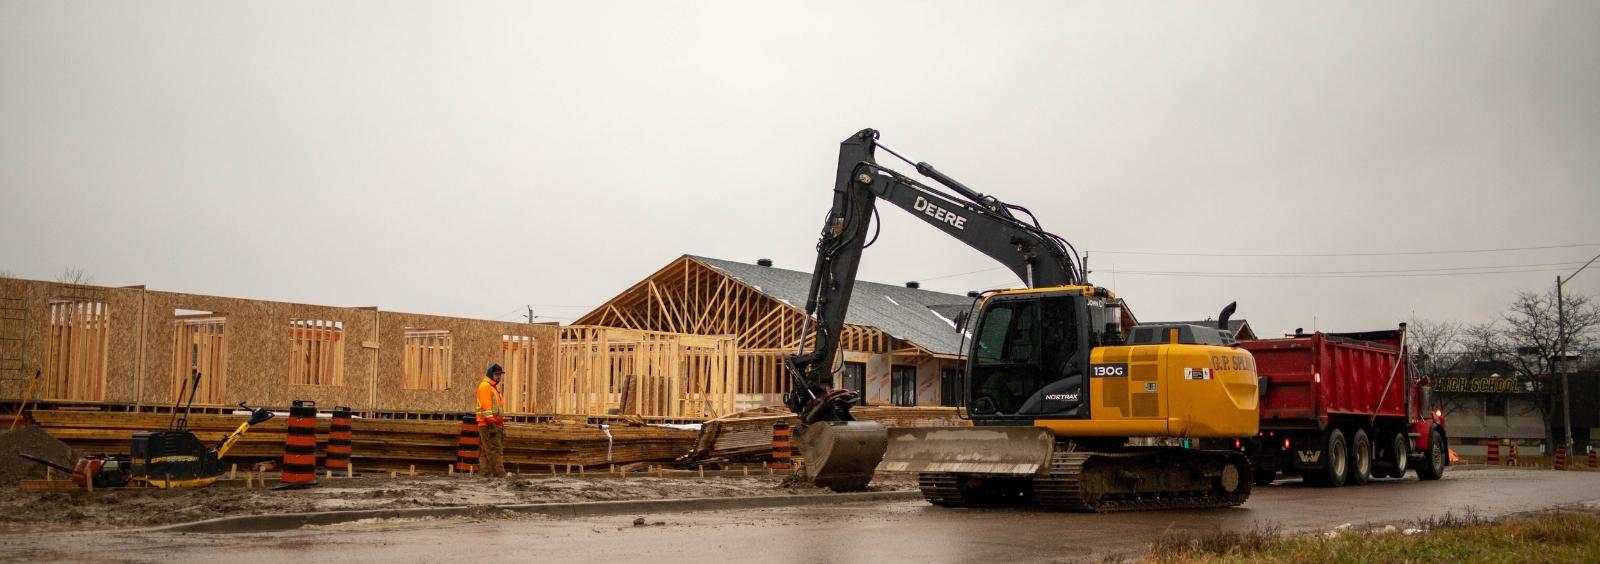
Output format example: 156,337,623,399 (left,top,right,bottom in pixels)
6,466,1599,563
